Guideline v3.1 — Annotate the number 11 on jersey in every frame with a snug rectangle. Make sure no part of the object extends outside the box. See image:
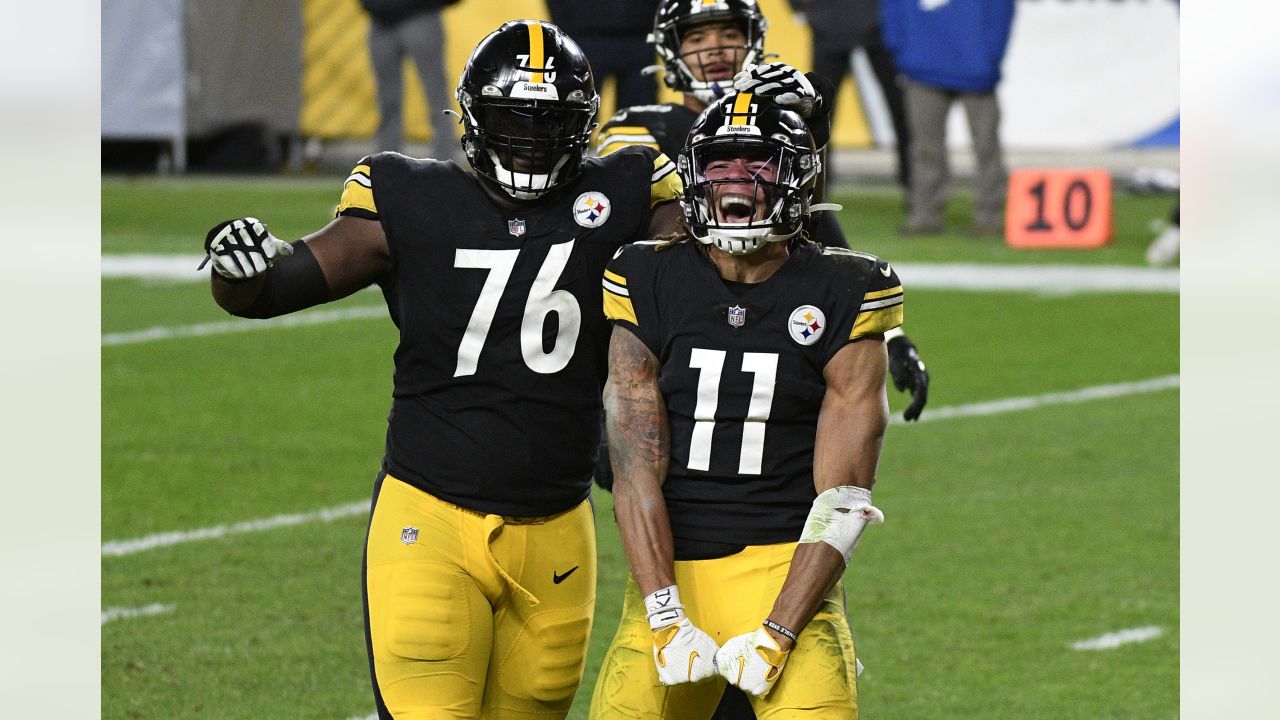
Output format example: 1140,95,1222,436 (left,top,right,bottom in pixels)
688,348,779,475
